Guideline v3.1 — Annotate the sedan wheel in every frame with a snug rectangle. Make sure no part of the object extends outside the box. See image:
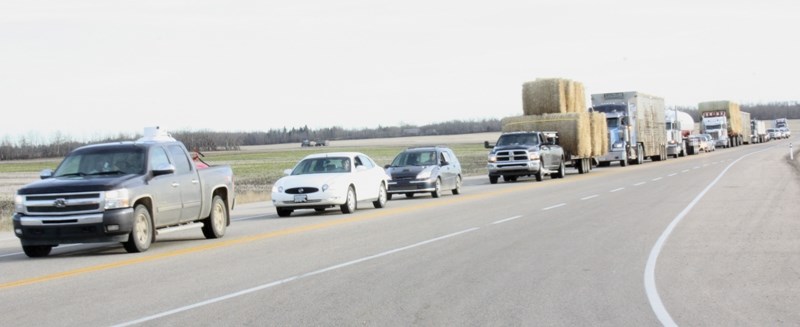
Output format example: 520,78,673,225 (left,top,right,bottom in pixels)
452,176,462,195
373,183,387,208
340,186,357,214
431,178,442,198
